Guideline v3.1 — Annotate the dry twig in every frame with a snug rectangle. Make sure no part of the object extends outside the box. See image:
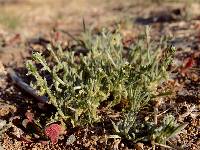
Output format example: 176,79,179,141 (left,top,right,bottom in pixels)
8,69,48,103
